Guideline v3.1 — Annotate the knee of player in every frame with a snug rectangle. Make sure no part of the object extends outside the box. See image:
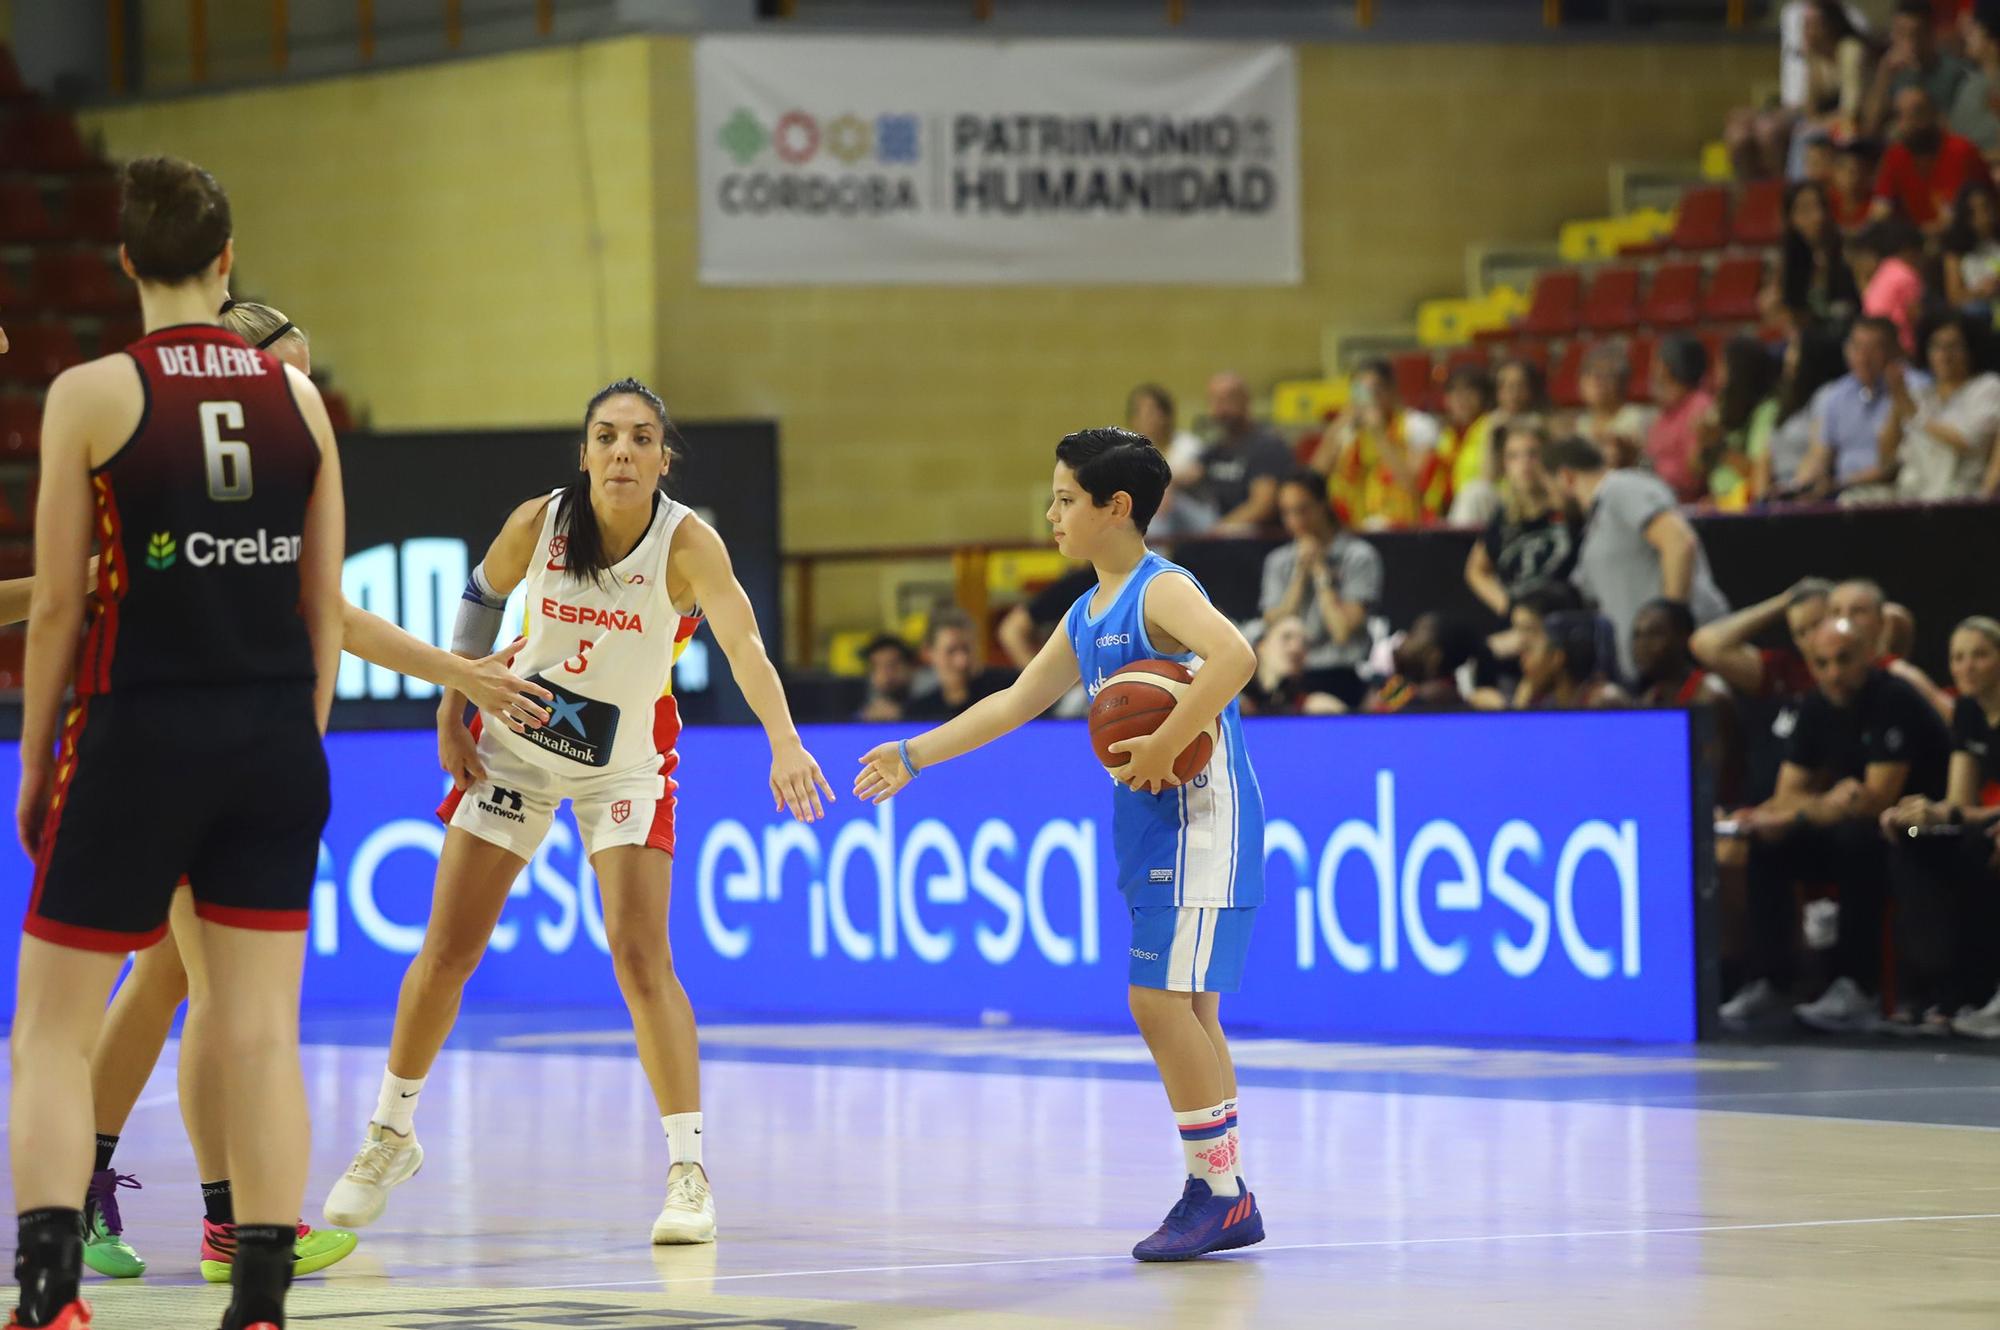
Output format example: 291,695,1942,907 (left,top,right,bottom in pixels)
414,934,488,985
607,932,675,991
1127,984,1189,1027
